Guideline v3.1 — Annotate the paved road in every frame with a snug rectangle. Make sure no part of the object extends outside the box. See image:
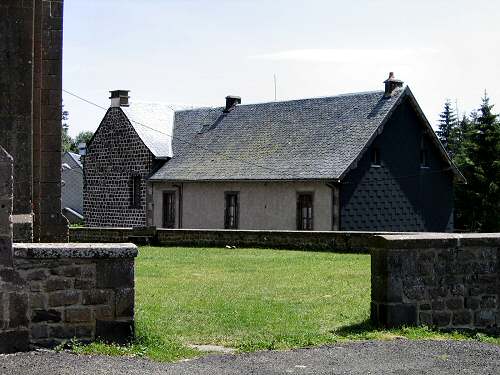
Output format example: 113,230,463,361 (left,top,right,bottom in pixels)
1,340,499,375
